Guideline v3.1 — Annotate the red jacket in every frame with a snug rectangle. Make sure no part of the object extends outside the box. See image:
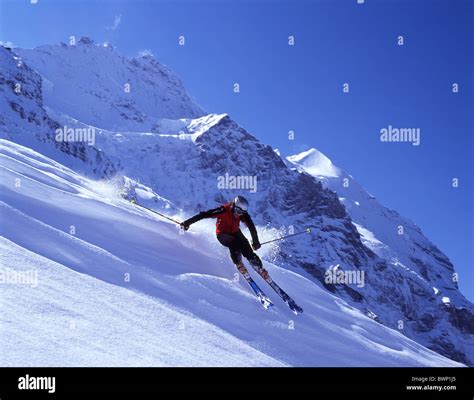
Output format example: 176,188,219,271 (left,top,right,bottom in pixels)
184,203,259,242
215,203,241,234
